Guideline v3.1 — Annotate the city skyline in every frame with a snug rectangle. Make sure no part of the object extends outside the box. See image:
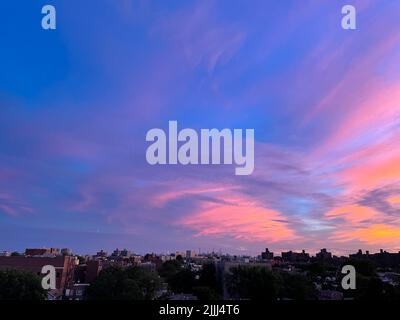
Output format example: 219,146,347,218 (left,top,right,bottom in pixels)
1,1,400,256
1,245,398,258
